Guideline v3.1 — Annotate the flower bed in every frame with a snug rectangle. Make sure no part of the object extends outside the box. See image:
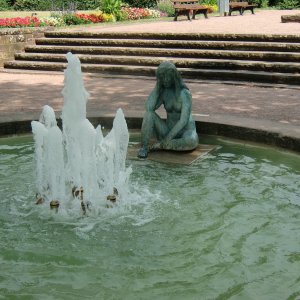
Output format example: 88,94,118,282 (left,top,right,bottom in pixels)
121,7,162,20
0,7,163,28
0,16,47,28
